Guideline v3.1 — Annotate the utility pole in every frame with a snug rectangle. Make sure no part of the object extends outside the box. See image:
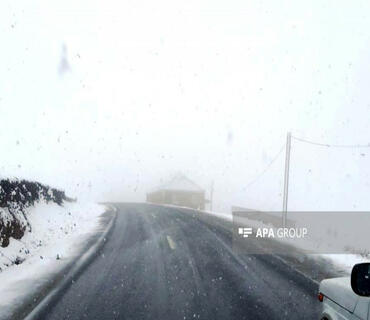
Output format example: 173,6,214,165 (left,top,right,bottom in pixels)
210,181,214,211
282,132,291,227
